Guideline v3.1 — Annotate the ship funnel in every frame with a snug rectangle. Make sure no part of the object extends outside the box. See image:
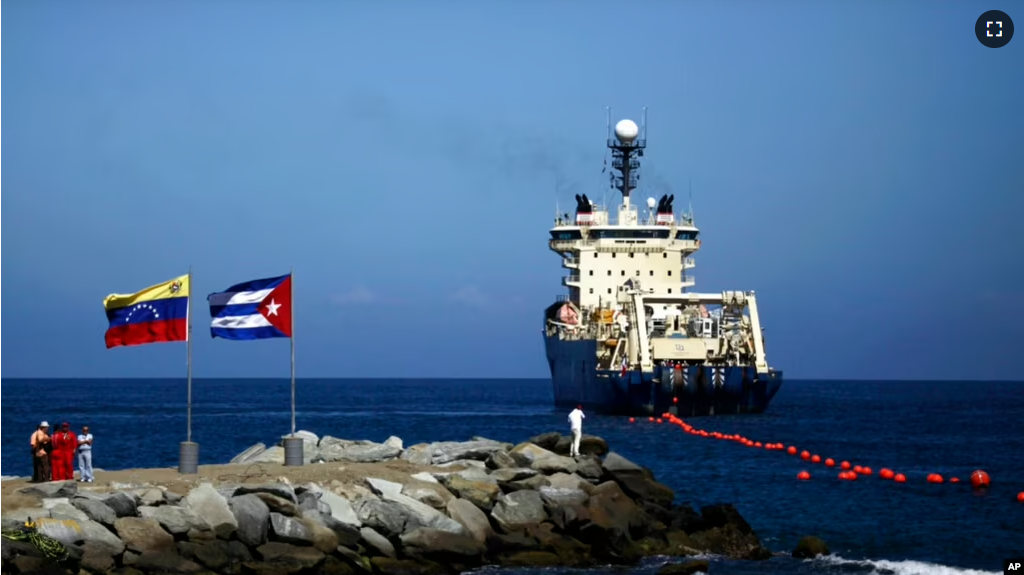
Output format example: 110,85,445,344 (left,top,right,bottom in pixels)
656,193,674,225
575,193,594,225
